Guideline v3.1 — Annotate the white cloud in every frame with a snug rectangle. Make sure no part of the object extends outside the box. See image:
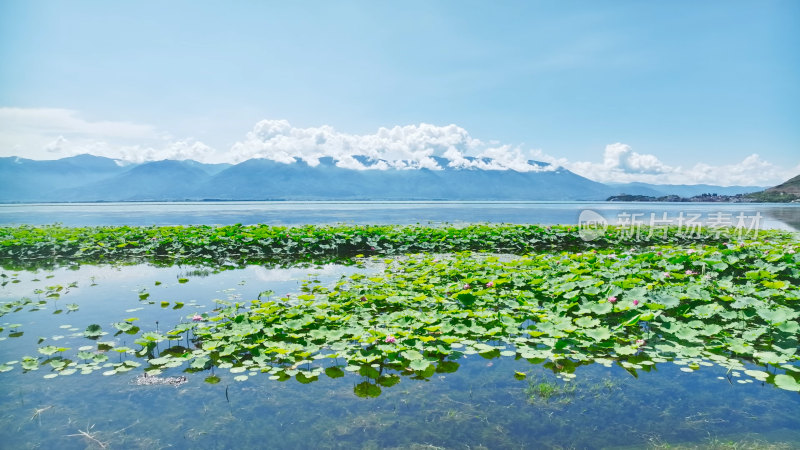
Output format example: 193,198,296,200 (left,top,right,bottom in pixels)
601,143,670,174
564,143,799,186
0,107,160,139
227,120,552,172
106,139,217,163
34,135,215,164
0,107,214,163
681,154,800,186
